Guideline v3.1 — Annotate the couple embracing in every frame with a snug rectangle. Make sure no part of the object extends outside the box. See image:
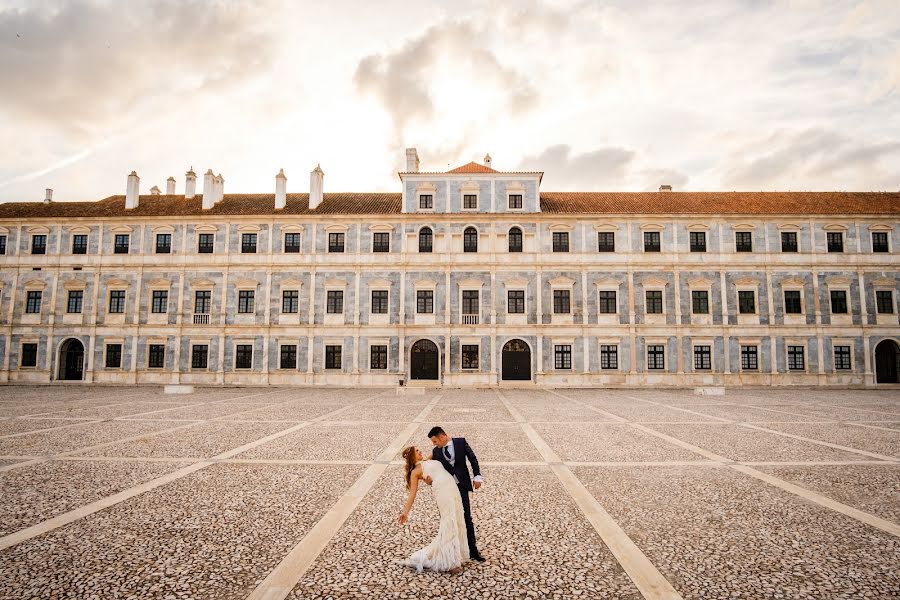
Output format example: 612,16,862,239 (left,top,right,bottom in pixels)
398,426,486,574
